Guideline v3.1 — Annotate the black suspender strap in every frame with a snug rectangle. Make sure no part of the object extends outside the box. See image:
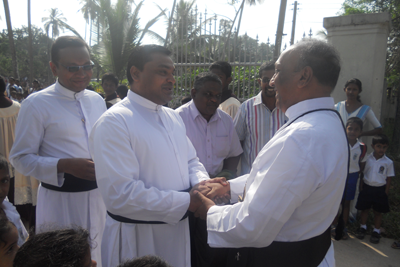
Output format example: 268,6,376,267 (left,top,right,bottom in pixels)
212,108,350,267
